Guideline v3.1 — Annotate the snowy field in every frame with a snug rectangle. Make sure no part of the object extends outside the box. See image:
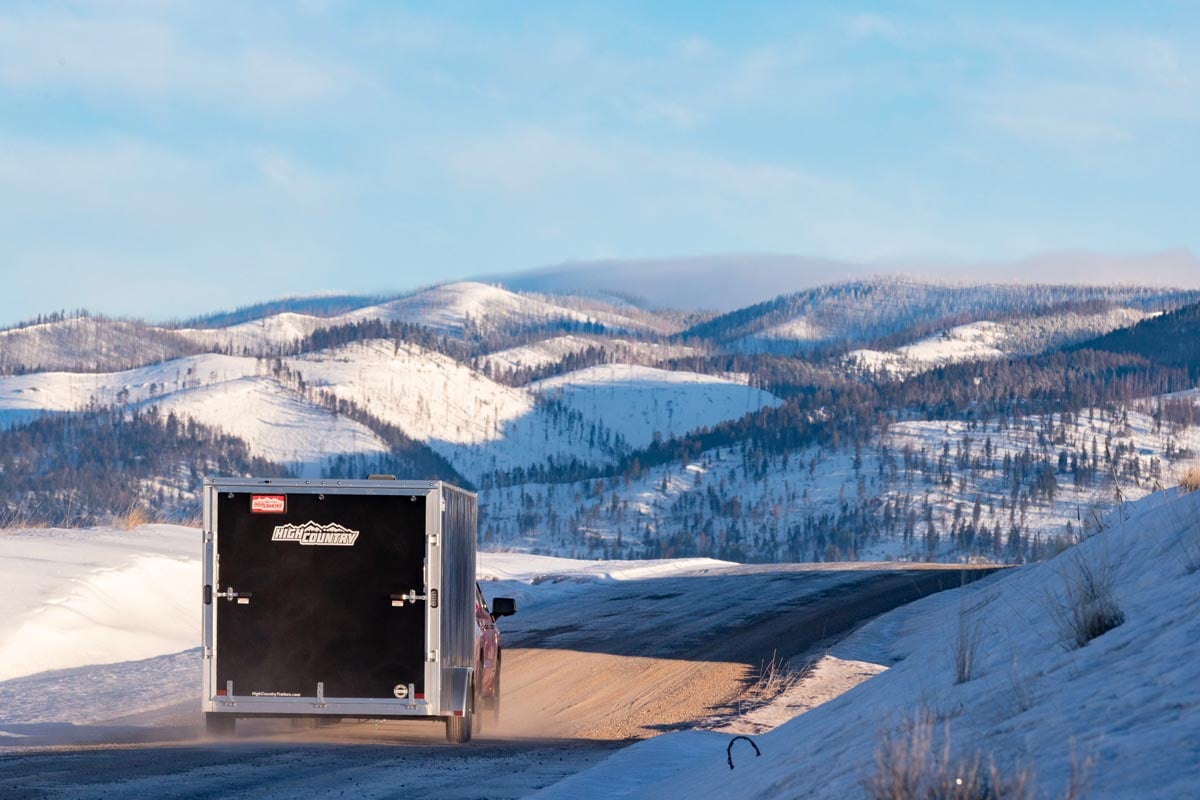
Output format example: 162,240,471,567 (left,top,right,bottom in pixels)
2,487,1198,797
